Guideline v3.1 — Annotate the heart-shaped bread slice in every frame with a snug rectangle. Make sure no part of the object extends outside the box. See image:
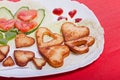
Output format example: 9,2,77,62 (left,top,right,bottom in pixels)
0,53,5,62
38,45,70,68
32,58,46,69
61,22,90,41
2,56,15,67
14,50,35,67
65,36,95,54
36,27,63,48
15,34,35,48
0,45,10,62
